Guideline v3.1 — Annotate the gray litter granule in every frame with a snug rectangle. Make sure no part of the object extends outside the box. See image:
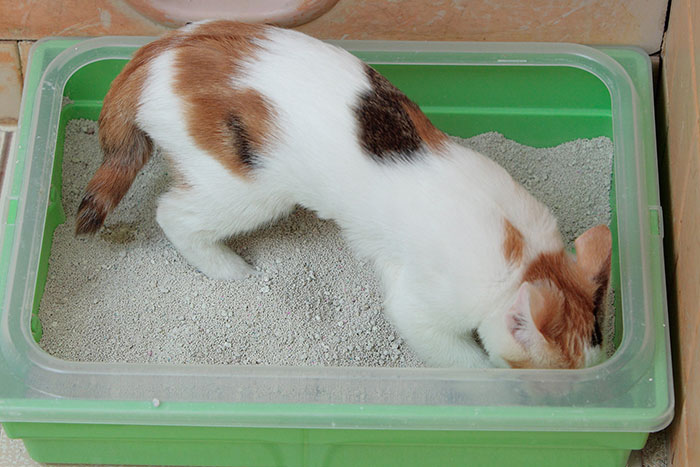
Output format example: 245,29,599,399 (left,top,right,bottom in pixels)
38,120,614,366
